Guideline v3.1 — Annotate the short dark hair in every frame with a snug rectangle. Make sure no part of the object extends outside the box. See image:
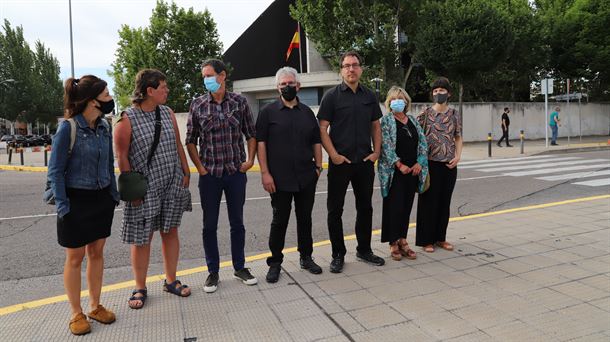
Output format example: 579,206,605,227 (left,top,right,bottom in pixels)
63,75,107,118
132,69,167,104
201,59,227,74
339,51,363,67
431,77,452,94
504,107,509,111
